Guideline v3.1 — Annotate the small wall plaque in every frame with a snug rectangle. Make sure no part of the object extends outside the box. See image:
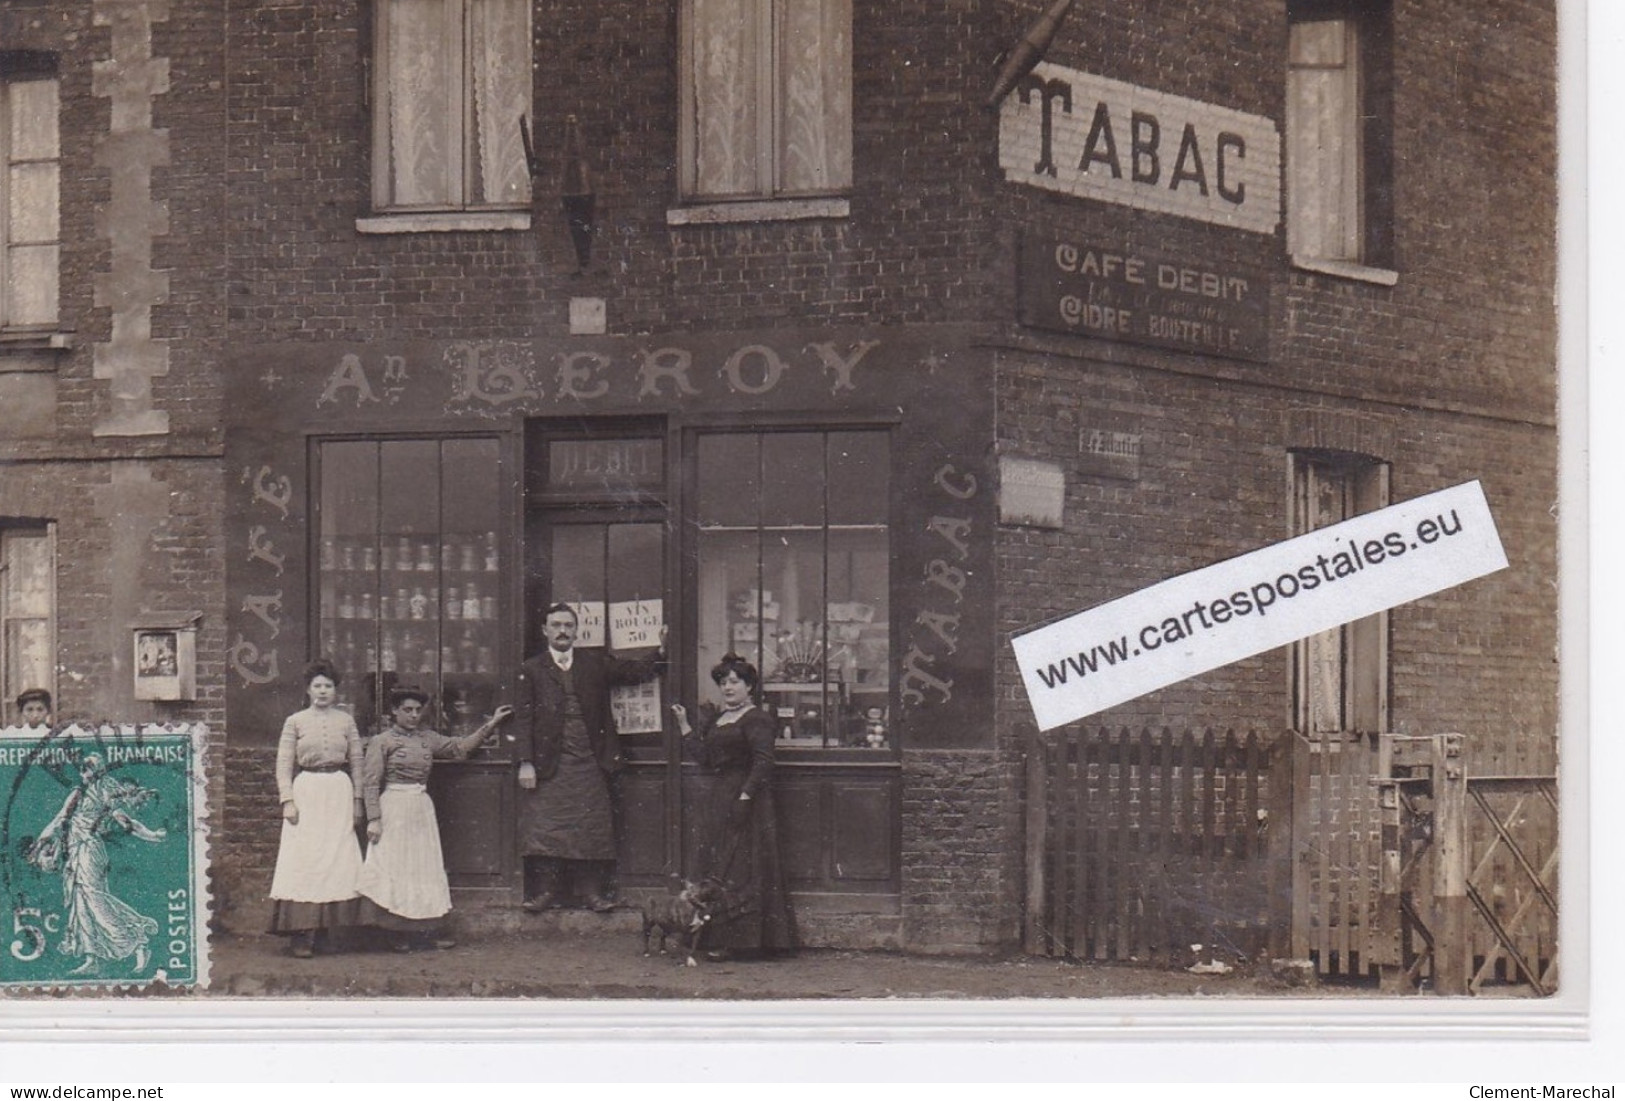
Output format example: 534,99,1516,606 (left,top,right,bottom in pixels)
999,457,1066,529
1078,428,1142,482
132,612,202,701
